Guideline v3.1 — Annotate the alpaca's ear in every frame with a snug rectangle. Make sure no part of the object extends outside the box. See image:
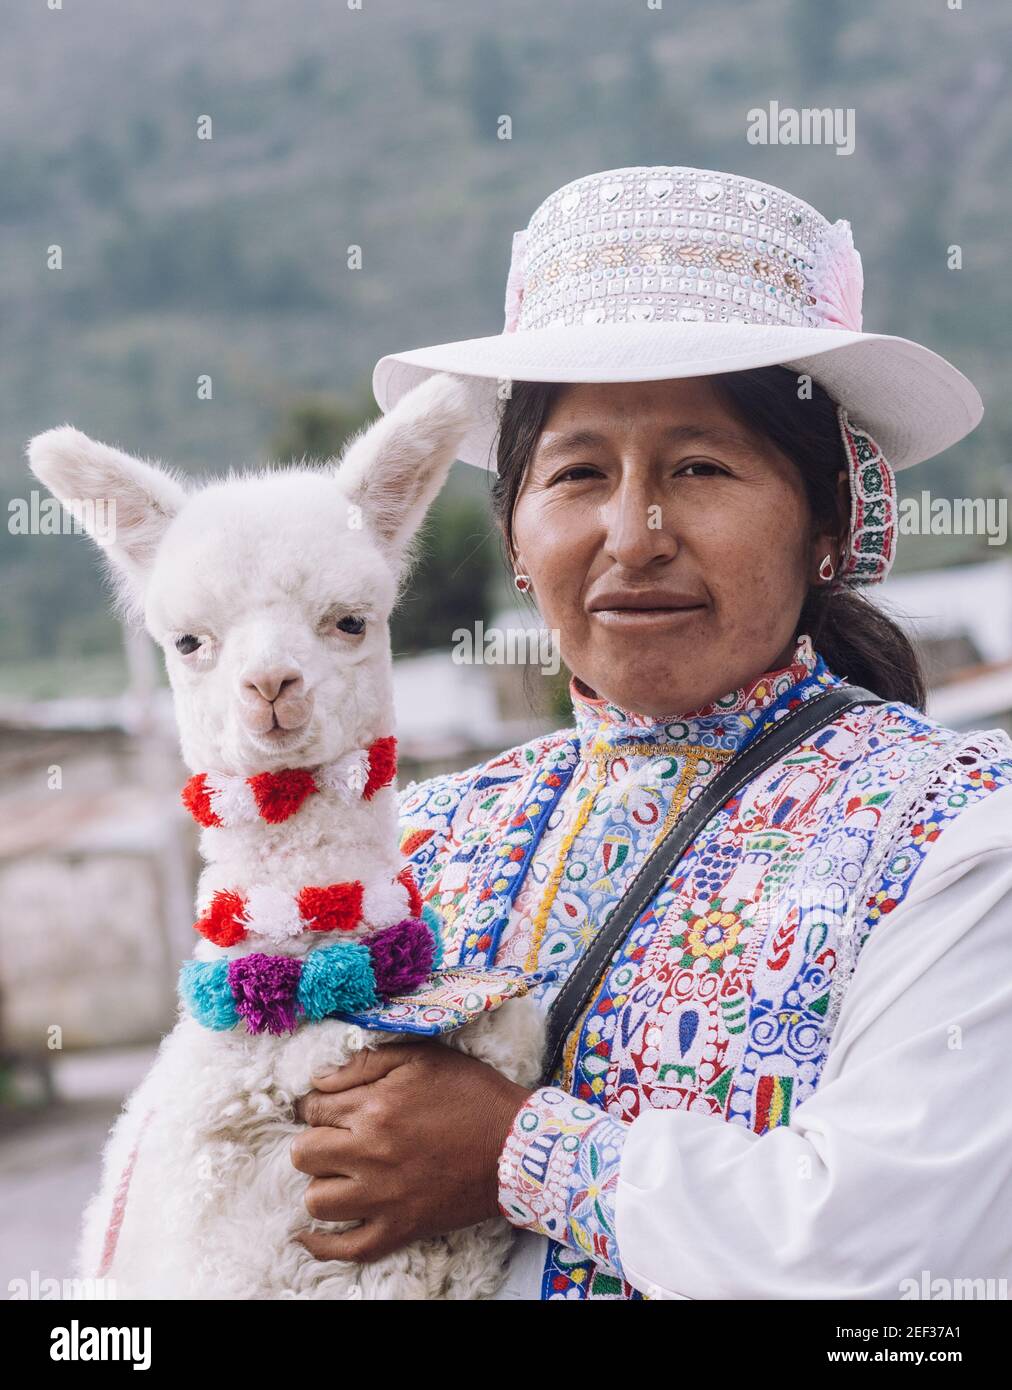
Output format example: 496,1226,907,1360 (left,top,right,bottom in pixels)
26,426,189,620
333,373,475,565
